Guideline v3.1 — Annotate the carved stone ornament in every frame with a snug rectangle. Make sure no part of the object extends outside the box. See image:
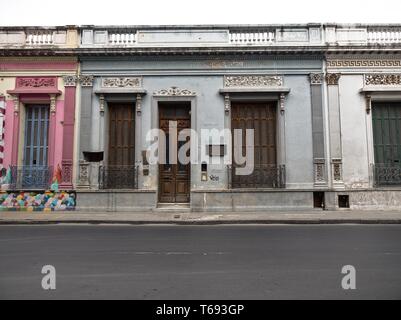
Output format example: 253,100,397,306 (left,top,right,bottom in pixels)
50,94,57,114
153,86,196,96
365,95,372,114
279,93,285,115
224,94,230,114
309,73,324,85
326,73,341,85
78,161,90,187
314,159,325,183
365,74,401,86
63,75,78,87
79,75,94,87
136,94,142,115
224,75,283,88
16,77,57,88
99,95,105,115
332,159,342,182
102,77,142,88
12,95,19,114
